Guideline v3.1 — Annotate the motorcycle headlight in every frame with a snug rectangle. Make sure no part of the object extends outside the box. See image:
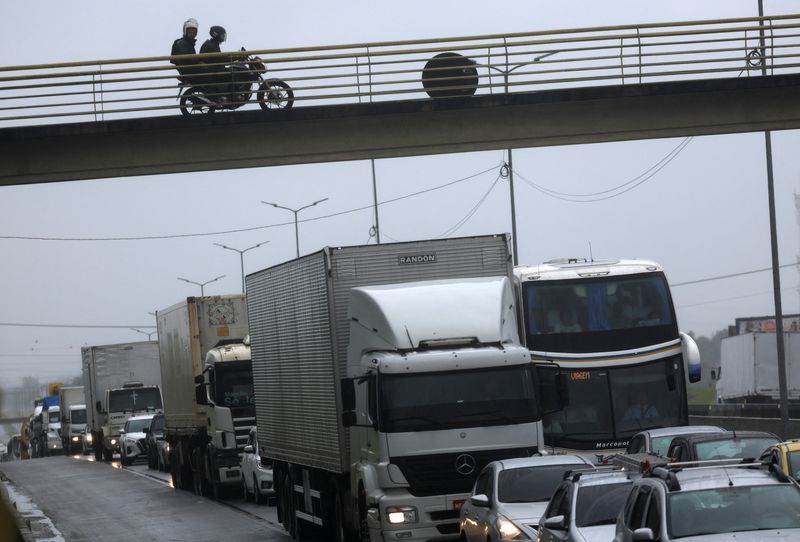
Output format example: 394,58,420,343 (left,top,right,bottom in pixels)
386,505,418,524
496,515,525,540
